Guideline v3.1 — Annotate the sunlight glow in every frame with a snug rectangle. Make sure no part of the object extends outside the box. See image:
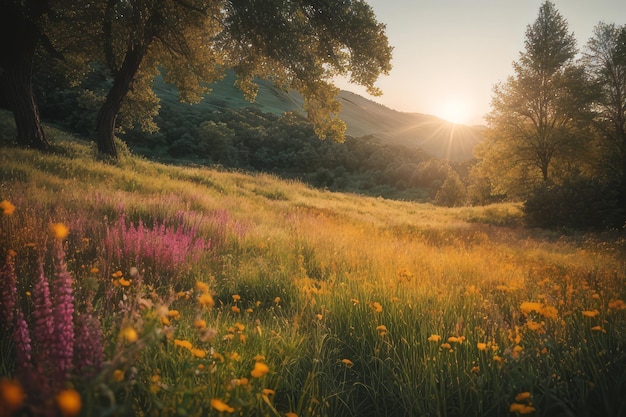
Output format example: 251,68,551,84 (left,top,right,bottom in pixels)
438,97,471,125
